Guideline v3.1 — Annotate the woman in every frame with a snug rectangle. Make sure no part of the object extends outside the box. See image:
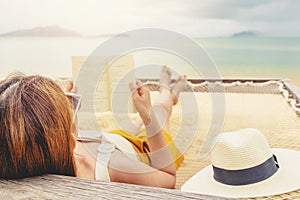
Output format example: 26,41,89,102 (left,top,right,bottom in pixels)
0,66,186,189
